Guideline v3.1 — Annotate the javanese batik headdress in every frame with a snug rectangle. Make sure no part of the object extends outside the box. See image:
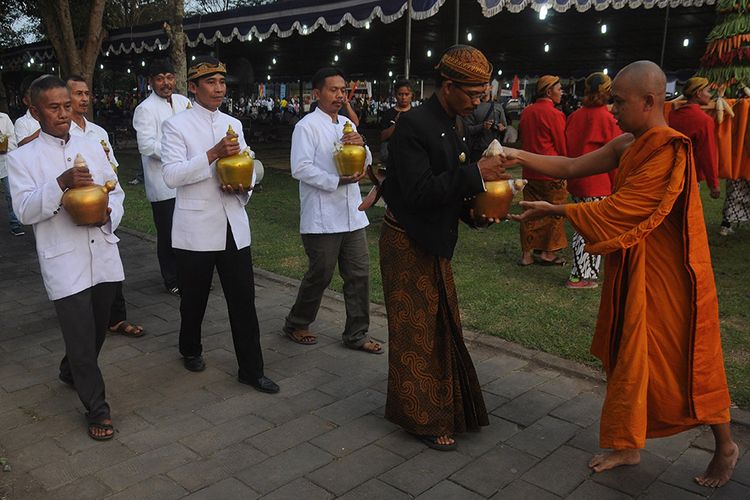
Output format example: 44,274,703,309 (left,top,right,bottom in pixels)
435,45,493,85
